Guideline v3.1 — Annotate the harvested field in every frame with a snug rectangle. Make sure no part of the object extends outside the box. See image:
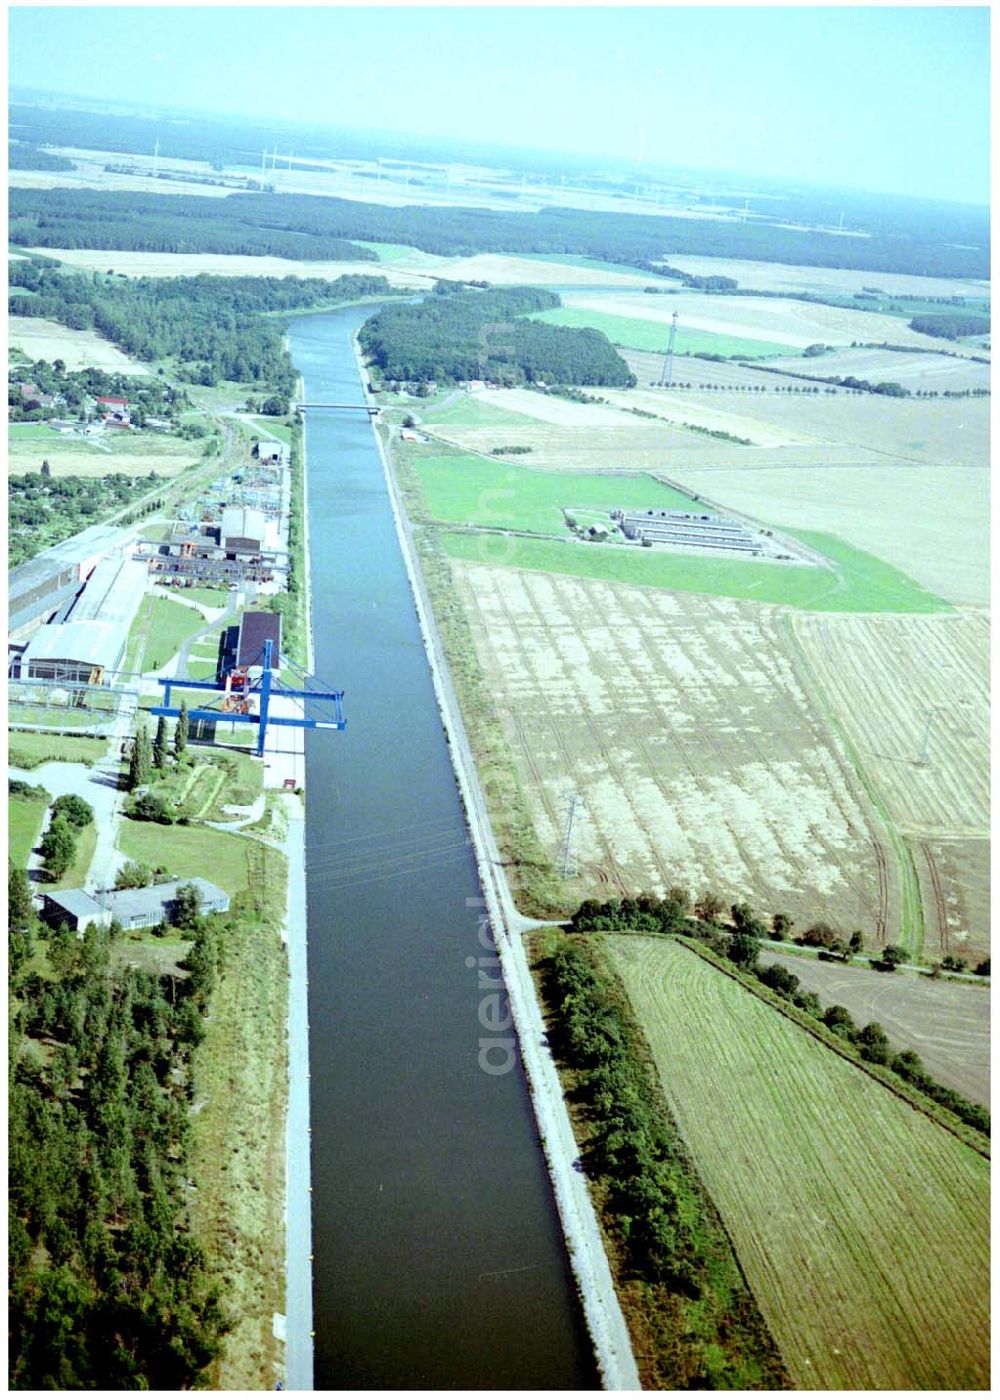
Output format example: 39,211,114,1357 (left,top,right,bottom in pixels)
28,247,430,288
8,426,199,479
652,387,990,467
916,839,991,966
758,949,989,1104
598,386,820,447
433,252,654,288
10,166,234,199
559,290,954,352
795,613,989,836
762,346,991,391
422,413,766,471
451,562,896,932
609,935,990,1390
655,254,990,301
458,387,625,428
672,460,989,606
624,347,791,388
8,314,151,372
